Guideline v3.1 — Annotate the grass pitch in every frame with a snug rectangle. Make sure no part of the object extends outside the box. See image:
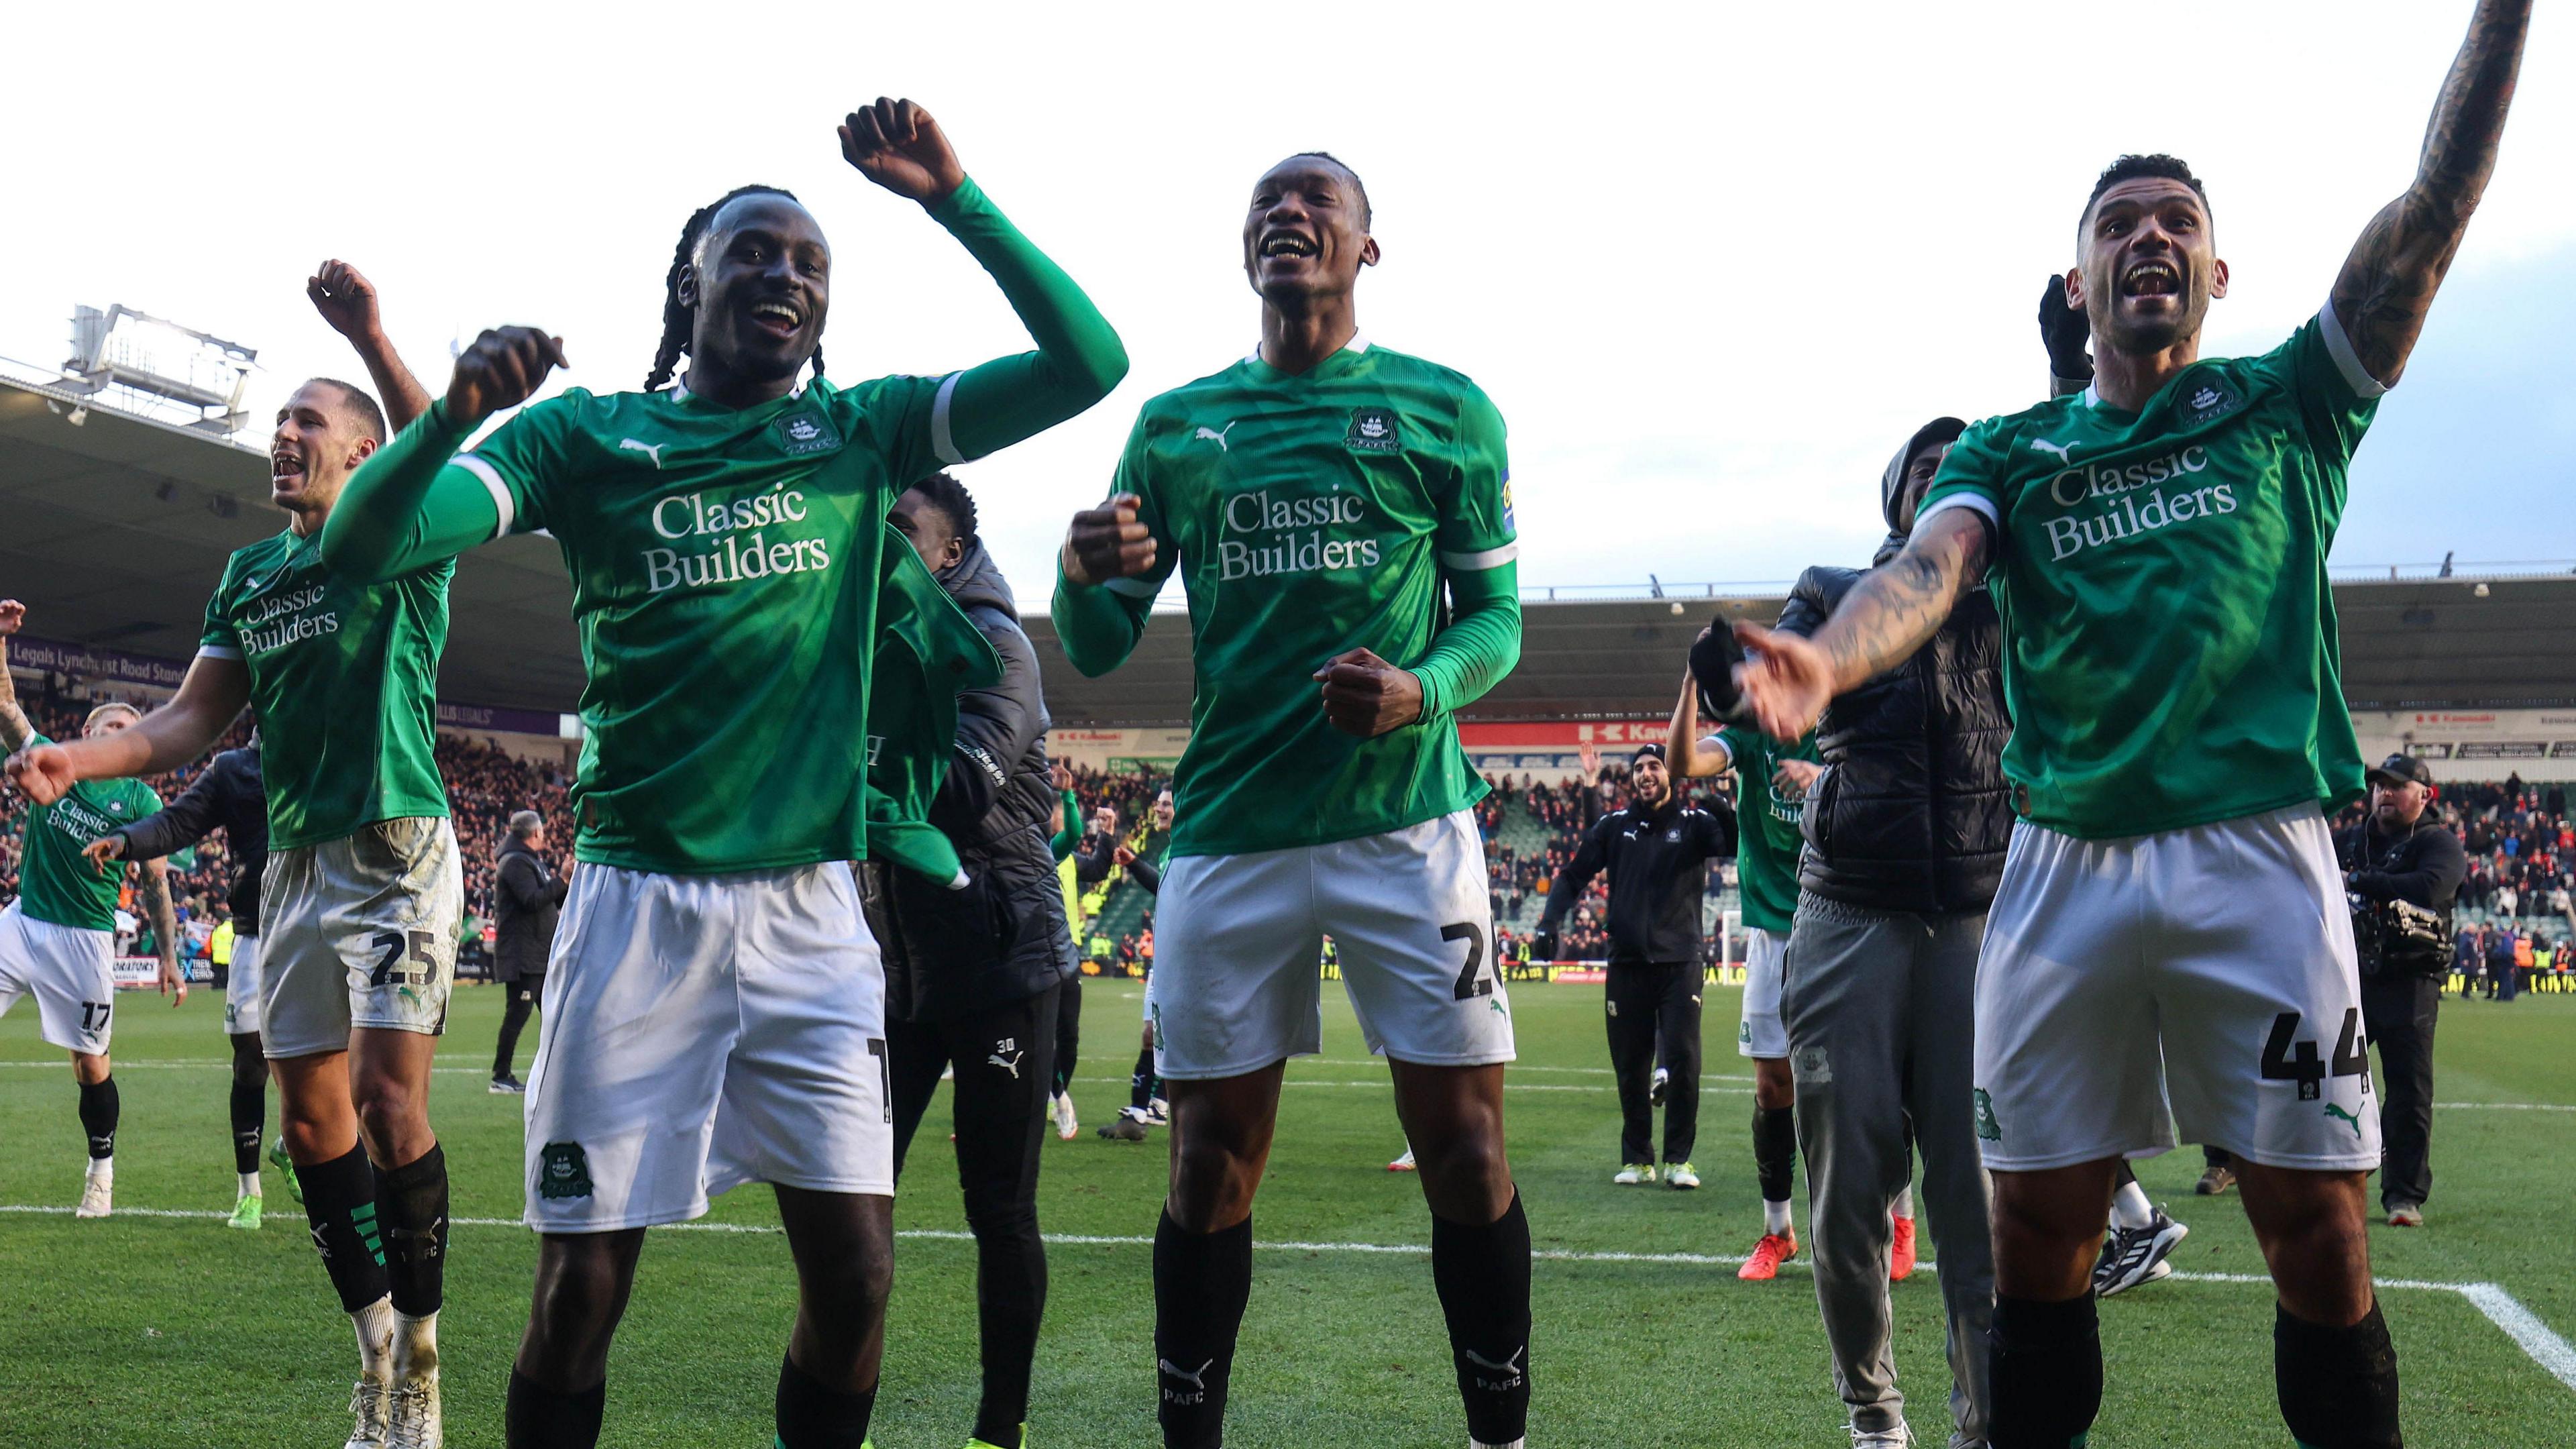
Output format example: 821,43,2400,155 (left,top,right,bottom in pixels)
3,978,2572,1447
